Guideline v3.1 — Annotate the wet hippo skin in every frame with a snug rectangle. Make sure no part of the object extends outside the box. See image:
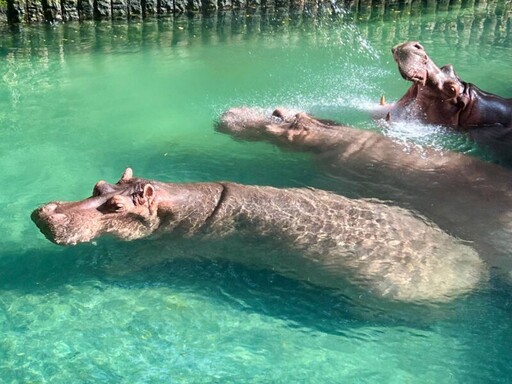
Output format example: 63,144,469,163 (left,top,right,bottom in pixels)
217,107,512,281
32,168,484,303
389,41,512,159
